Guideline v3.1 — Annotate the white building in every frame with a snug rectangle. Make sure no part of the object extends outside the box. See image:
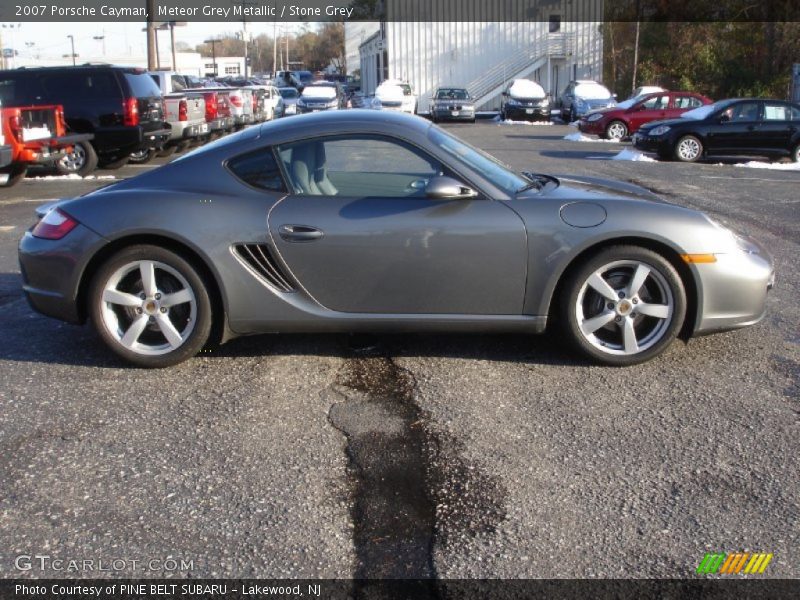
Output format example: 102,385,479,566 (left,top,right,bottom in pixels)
348,0,604,113
12,52,245,78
